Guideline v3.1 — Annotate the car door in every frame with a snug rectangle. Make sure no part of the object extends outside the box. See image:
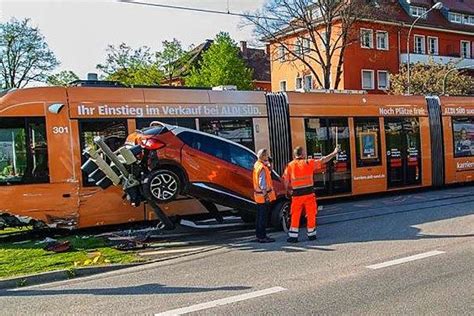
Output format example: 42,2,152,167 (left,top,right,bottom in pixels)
179,131,256,210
